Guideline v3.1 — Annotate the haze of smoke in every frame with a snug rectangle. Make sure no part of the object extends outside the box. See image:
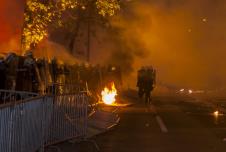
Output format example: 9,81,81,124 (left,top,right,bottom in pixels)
0,0,80,65
35,40,80,65
0,0,24,53
1,0,226,91
94,0,226,90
